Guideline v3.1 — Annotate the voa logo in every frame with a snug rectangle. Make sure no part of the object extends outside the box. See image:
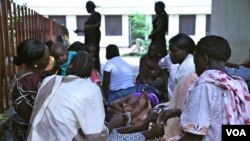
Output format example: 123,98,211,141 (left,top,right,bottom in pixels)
226,129,246,136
